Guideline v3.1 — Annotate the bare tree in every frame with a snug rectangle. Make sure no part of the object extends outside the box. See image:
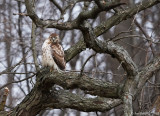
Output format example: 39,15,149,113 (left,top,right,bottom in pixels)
0,0,160,116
